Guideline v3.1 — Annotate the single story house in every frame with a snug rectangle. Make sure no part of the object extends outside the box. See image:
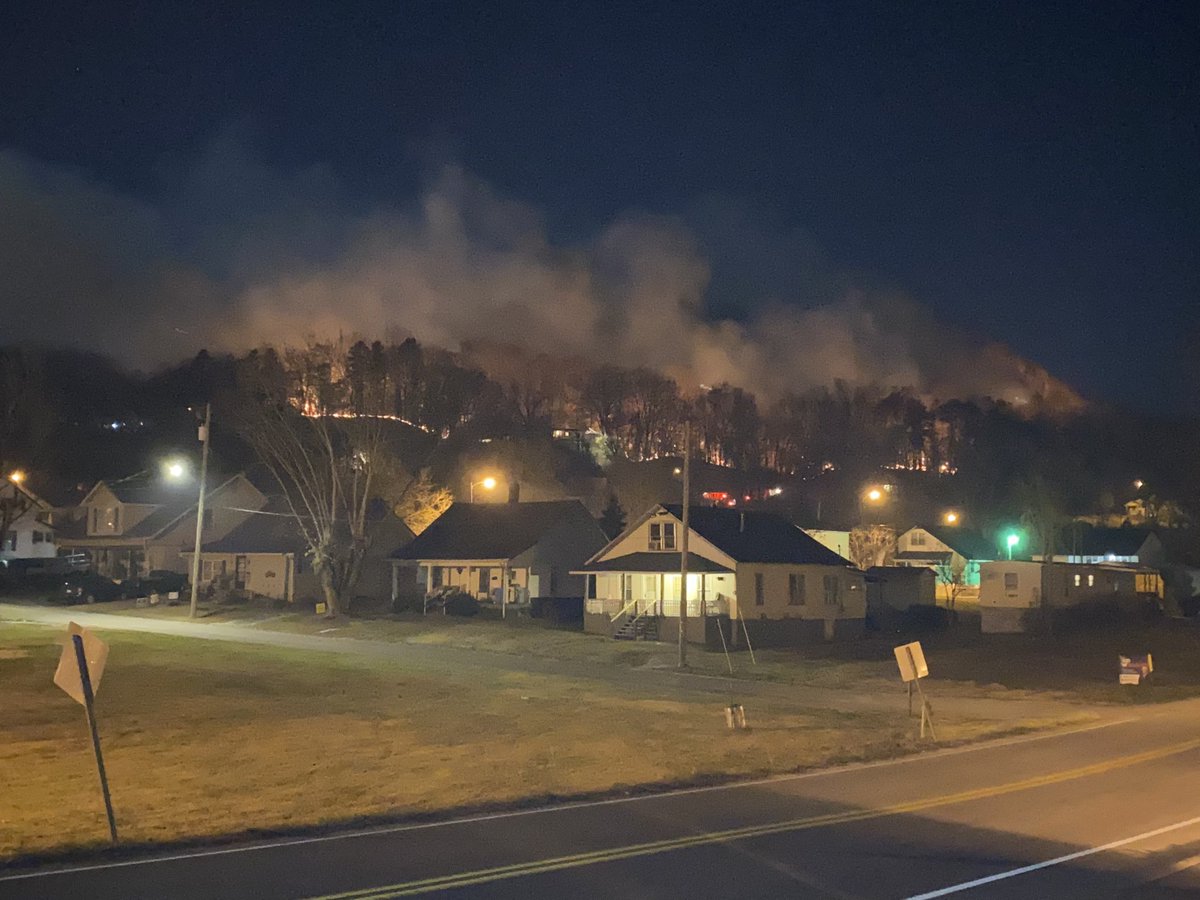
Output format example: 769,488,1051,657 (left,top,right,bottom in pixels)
0,479,57,564
390,500,608,611
57,472,267,580
578,504,865,646
186,498,414,604
894,525,997,601
1042,526,1164,567
865,565,937,630
979,560,1163,633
